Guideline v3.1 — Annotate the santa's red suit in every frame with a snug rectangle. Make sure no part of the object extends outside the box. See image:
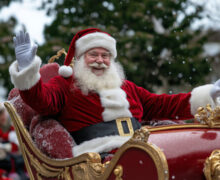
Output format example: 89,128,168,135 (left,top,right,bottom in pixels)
9,28,216,156
9,56,215,156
